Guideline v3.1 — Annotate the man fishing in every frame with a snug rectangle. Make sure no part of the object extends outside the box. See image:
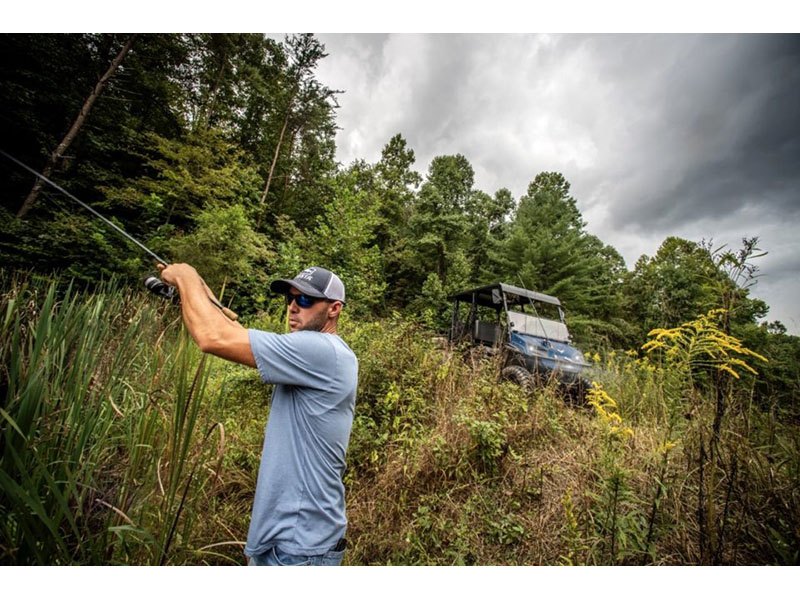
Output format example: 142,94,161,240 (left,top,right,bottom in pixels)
158,263,358,567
